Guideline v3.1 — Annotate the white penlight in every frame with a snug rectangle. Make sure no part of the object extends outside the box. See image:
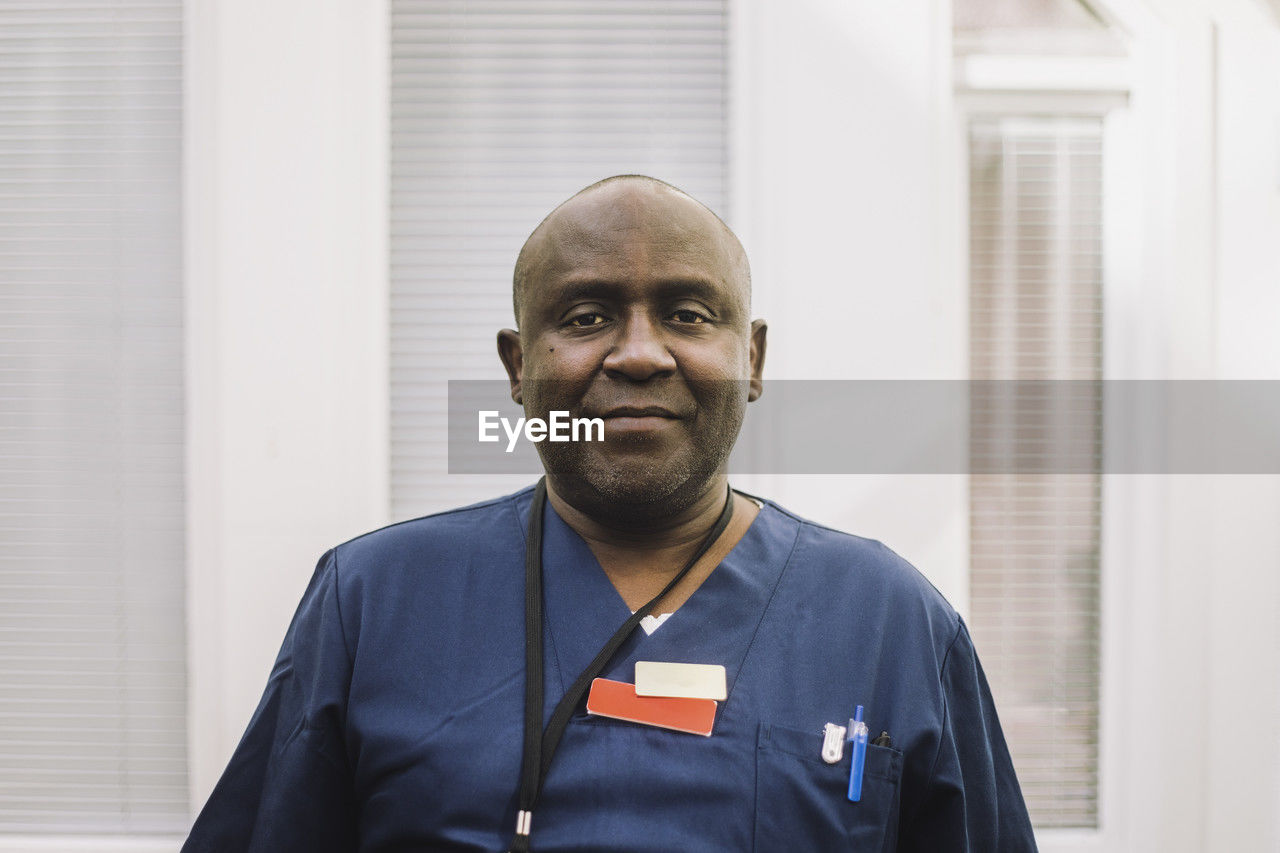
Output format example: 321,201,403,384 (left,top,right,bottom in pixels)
478,411,605,452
